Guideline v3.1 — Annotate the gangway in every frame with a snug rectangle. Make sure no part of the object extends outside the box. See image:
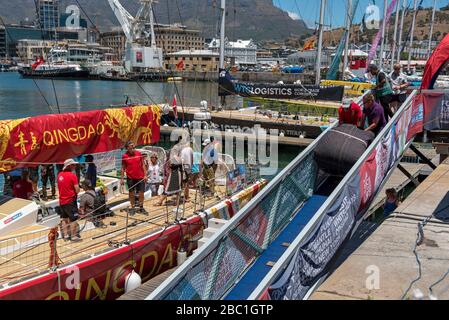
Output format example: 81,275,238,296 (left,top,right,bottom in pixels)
147,90,422,300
